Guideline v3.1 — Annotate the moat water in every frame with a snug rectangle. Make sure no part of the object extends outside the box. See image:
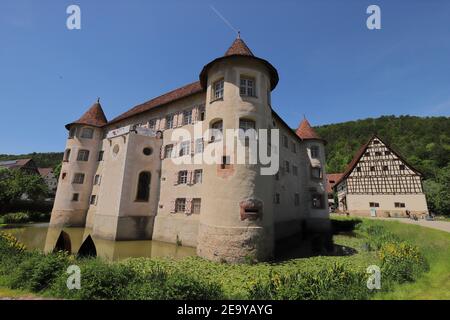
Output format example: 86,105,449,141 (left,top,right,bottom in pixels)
0,223,196,261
